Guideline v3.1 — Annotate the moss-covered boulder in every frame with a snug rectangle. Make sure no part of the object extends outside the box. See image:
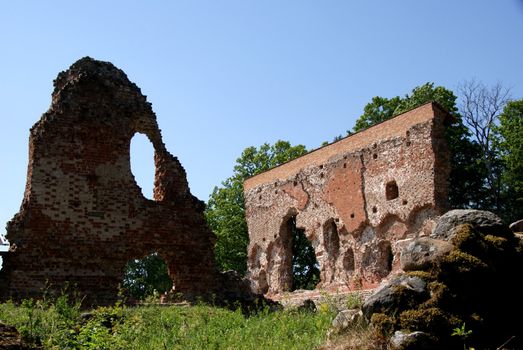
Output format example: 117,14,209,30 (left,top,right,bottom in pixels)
365,210,523,349
362,275,429,319
400,237,454,271
431,209,511,241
